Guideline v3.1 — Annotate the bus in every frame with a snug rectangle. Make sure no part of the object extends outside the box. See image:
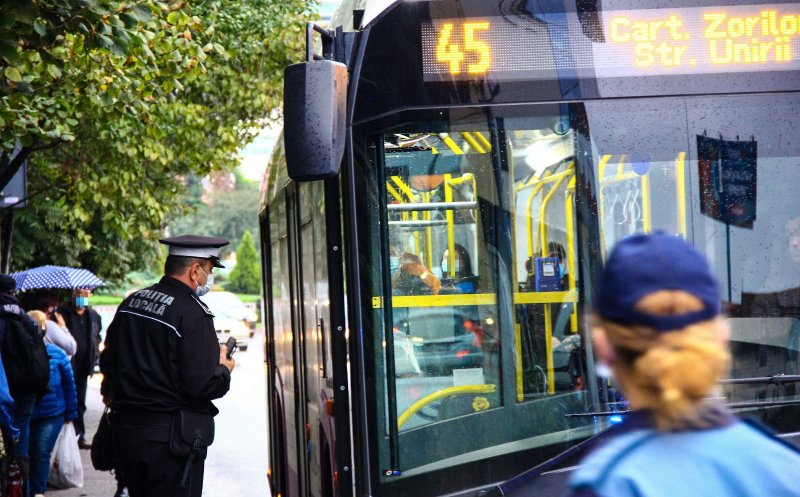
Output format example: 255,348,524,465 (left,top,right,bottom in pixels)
258,1,800,496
